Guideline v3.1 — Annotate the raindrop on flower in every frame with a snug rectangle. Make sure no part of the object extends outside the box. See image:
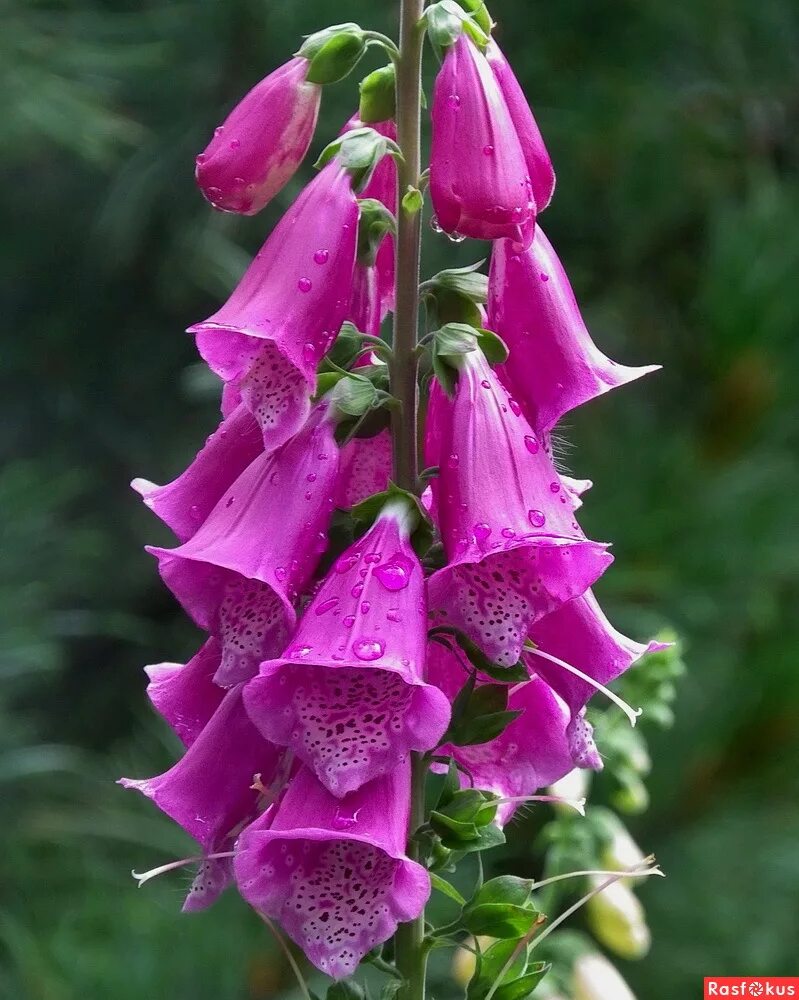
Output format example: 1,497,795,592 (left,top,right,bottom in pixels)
315,598,339,616
524,435,540,455
447,453,459,469
474,522,492,543
483,144,495,156
528,509,546,528
313,249,329,265
343,615,356,628
448,94,461,109
297,277,312,293
550,481,561,493
374,554,414,591
354,638,385,661
430,215,443,234
336,554,360,573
